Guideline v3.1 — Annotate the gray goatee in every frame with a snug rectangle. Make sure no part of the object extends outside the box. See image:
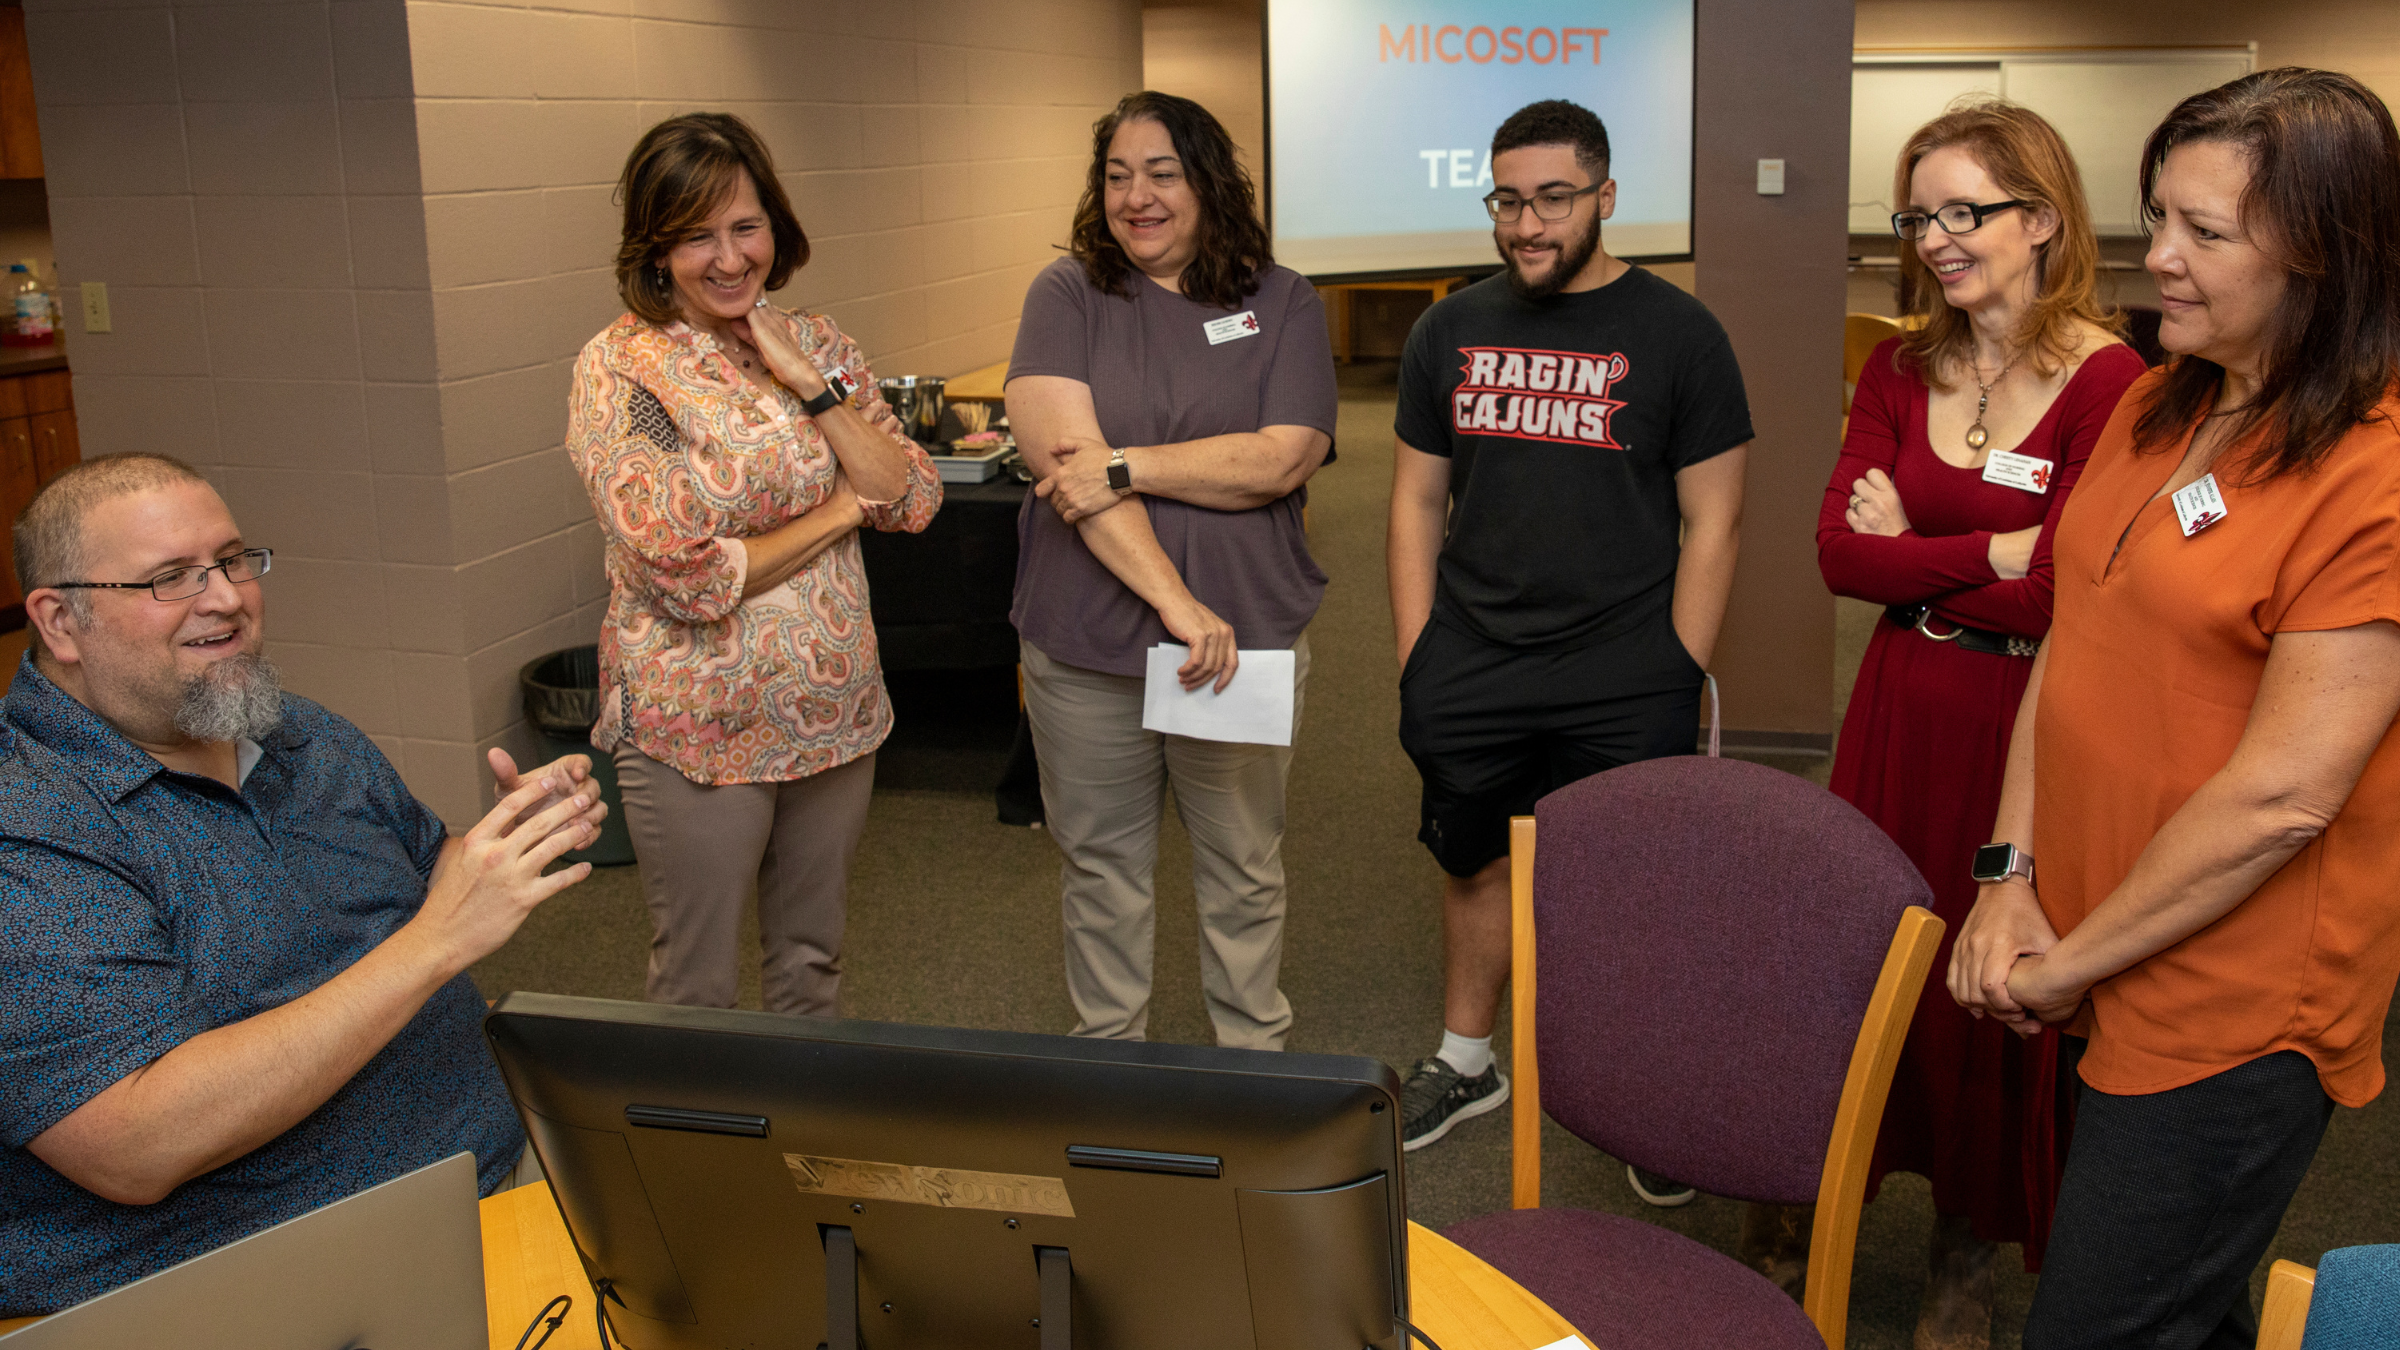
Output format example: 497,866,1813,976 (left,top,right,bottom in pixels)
175,651,285,743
